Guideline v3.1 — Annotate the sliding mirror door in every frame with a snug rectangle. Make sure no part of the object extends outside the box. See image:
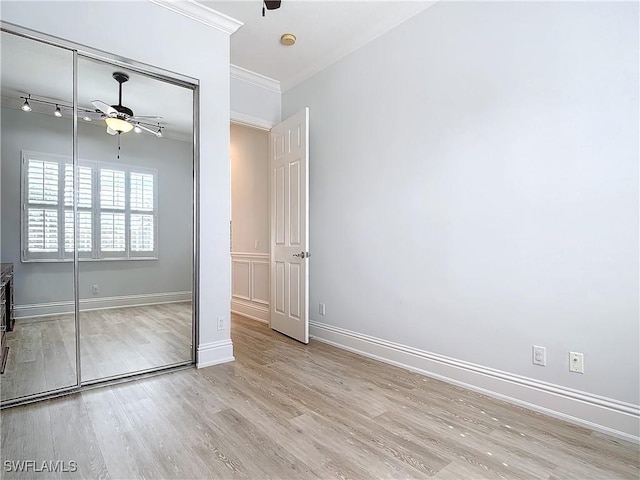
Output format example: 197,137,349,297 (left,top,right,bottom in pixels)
0,32,78,402
77,56,194,383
